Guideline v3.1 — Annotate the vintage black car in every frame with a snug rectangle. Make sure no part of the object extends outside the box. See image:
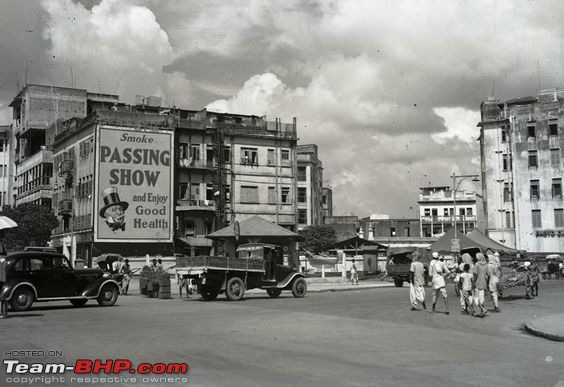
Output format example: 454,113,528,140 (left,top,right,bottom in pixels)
0,249,121,311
